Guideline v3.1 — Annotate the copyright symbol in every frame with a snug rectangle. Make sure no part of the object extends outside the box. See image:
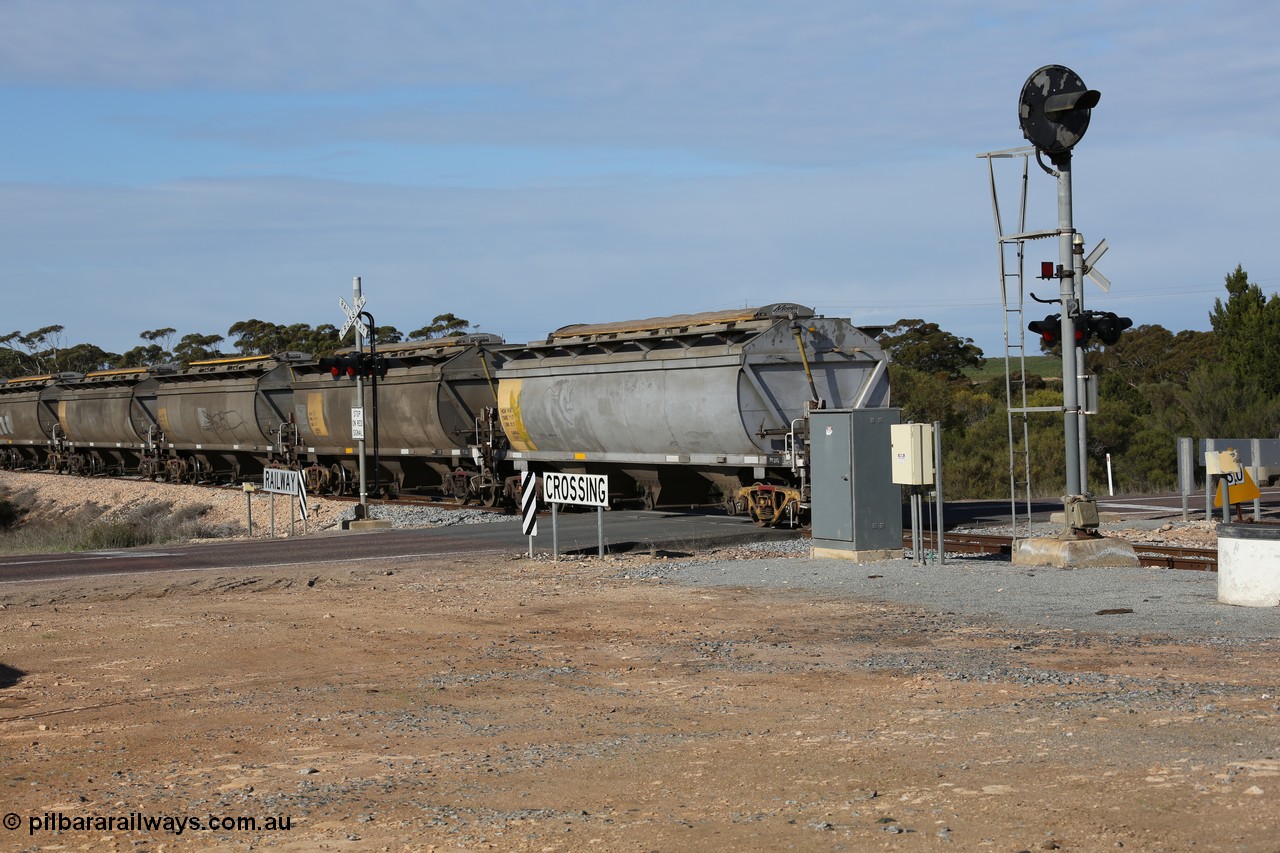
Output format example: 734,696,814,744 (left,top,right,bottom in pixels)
2,813,19,831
